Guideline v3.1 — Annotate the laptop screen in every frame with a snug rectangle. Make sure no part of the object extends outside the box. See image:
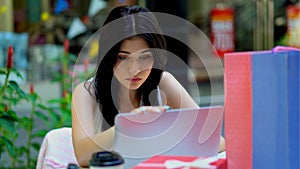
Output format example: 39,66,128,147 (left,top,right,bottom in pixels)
113,106,224,167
